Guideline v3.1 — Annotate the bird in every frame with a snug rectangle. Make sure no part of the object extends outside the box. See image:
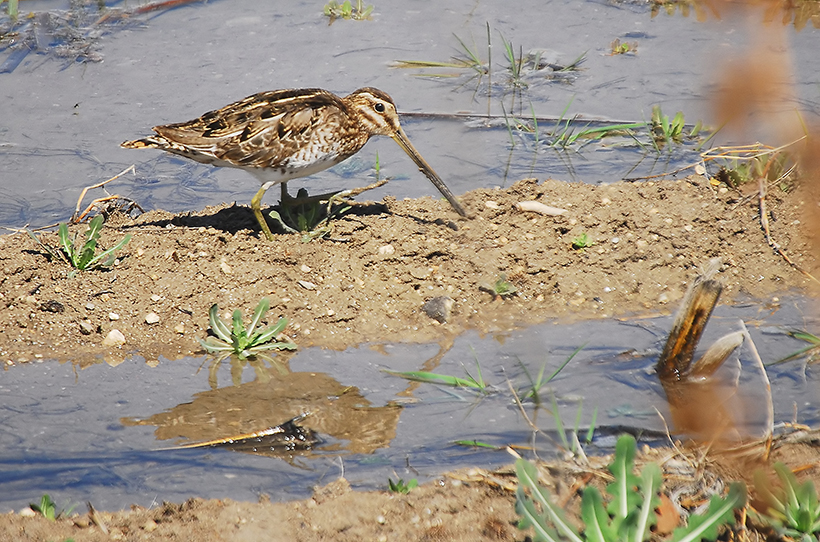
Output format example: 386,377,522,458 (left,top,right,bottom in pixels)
121,87,467,240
